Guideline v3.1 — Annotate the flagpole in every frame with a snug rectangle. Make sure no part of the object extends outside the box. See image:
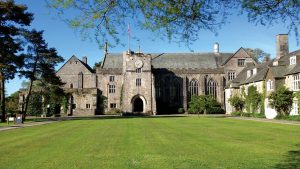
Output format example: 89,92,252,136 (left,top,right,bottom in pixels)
128,23,130,52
